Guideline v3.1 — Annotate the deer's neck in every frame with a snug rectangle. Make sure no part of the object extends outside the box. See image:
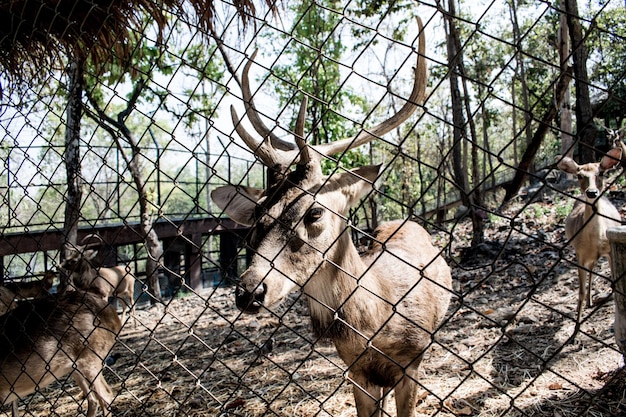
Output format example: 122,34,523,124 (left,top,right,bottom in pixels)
582,196,619,225
304,231,389,339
